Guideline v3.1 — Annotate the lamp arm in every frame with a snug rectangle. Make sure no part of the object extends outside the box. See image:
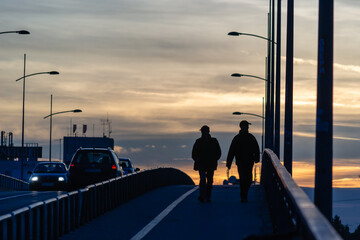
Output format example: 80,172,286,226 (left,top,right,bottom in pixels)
15,72,52,82
241,74,267,81
239,33,277,44
241,112,265,119
43,110,75,119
